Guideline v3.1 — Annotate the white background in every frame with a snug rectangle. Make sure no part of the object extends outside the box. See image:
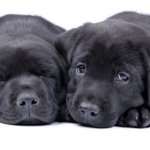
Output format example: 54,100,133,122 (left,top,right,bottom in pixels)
0,0,150,150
